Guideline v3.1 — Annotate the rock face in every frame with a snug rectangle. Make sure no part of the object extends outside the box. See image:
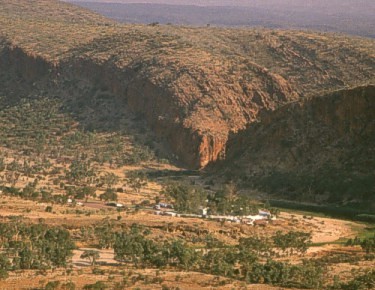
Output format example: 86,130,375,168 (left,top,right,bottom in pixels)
1,0,375,168
225,85,375,169
218,85,375,205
